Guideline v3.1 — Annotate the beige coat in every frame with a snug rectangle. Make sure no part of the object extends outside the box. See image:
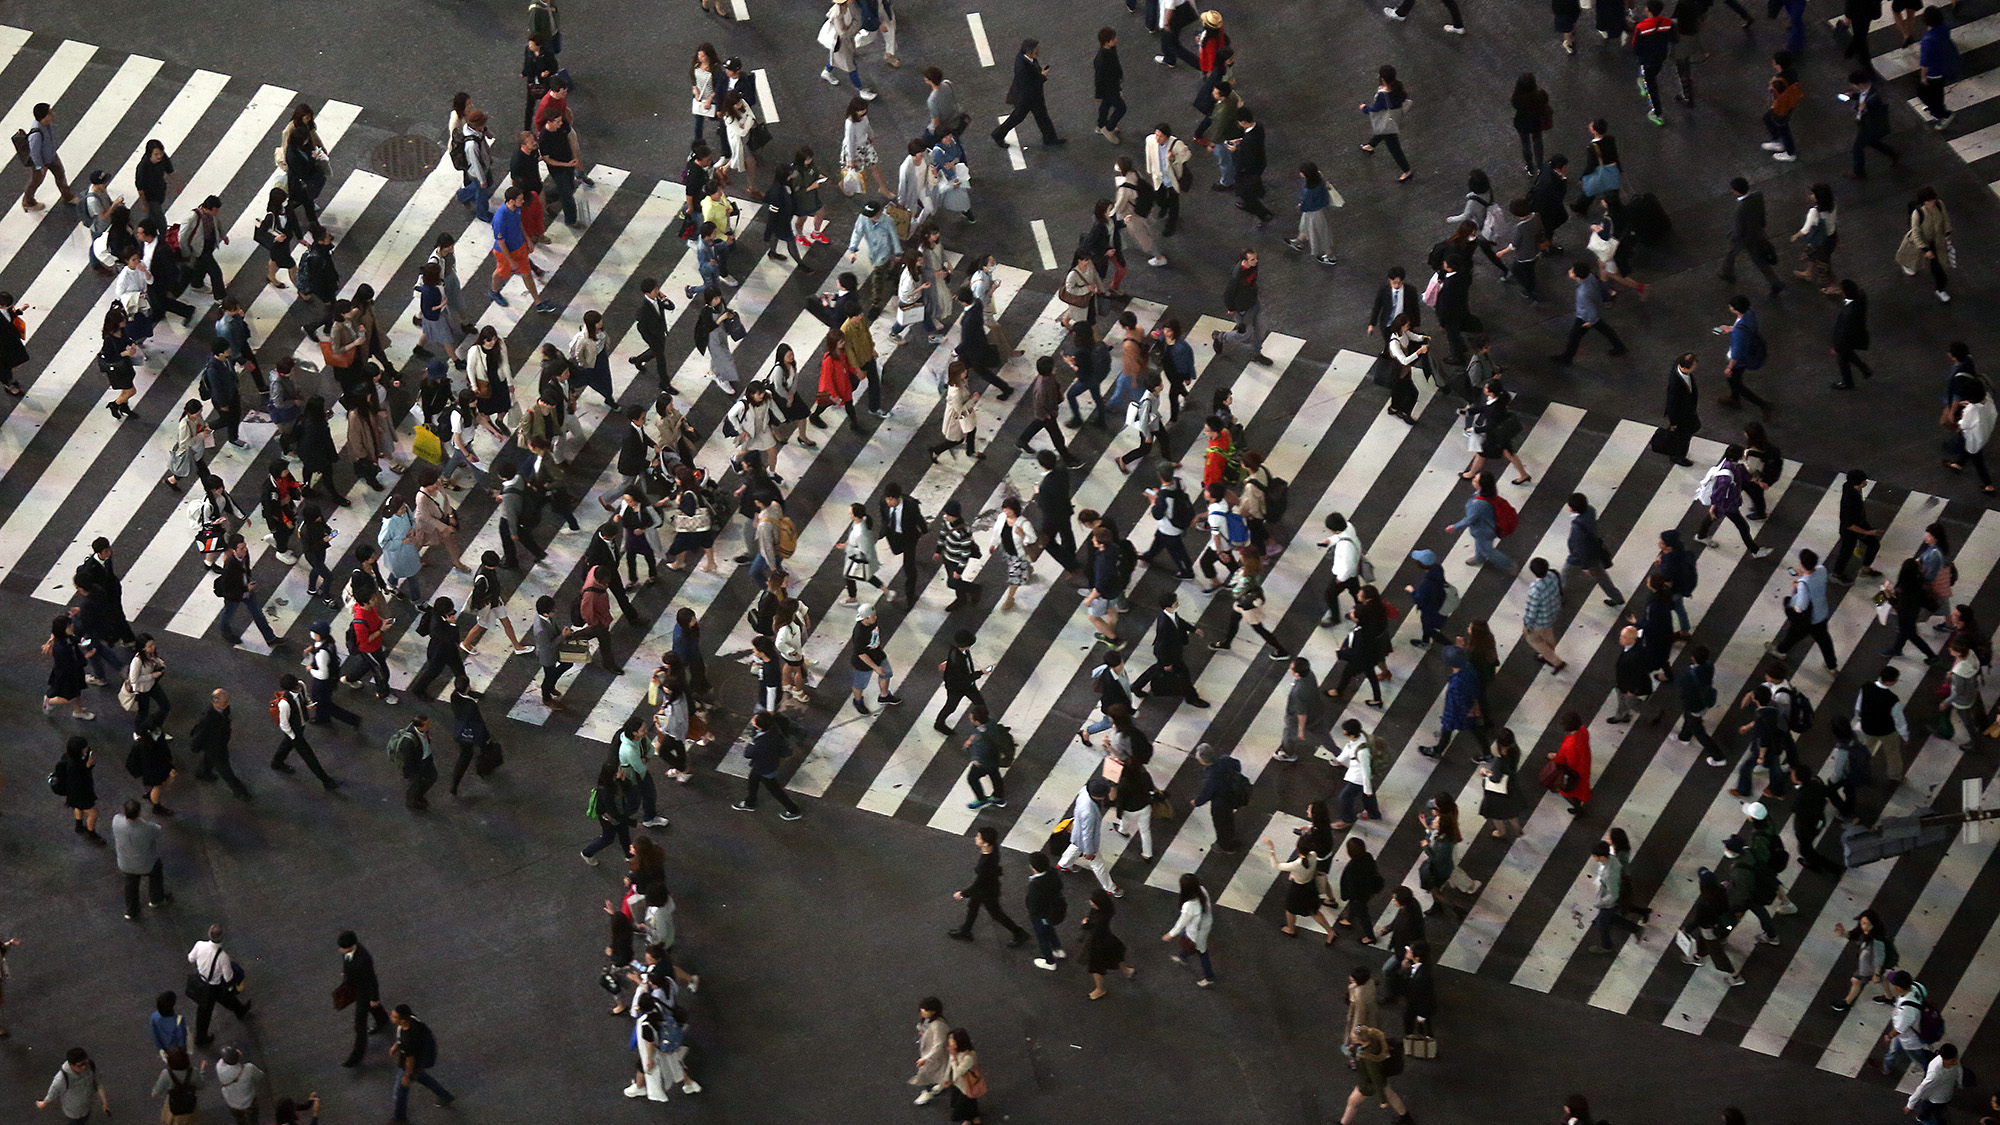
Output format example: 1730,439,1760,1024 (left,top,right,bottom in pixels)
412,486,456,548
1345,977,1378,1040
942,383,977,441
910,1017,949,1086
1895,200,1951,272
